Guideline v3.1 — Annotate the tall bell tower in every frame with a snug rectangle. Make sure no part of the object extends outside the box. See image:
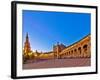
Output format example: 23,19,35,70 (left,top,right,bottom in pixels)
23,33,31,55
